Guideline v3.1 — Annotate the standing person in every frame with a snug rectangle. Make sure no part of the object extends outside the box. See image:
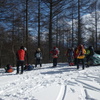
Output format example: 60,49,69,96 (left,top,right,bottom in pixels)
16,46,26,74
86,46,94,67
34,48,42,67
76,44,86,70
50,47,59,67
66,48,74,66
